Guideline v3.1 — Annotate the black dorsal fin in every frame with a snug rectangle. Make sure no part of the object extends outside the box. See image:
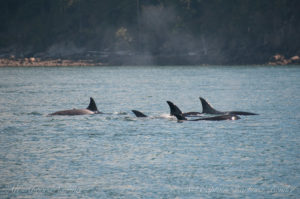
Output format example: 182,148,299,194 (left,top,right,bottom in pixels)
166,101,183,116
199,97,223,114
87,97,99,112
132,110,147,117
